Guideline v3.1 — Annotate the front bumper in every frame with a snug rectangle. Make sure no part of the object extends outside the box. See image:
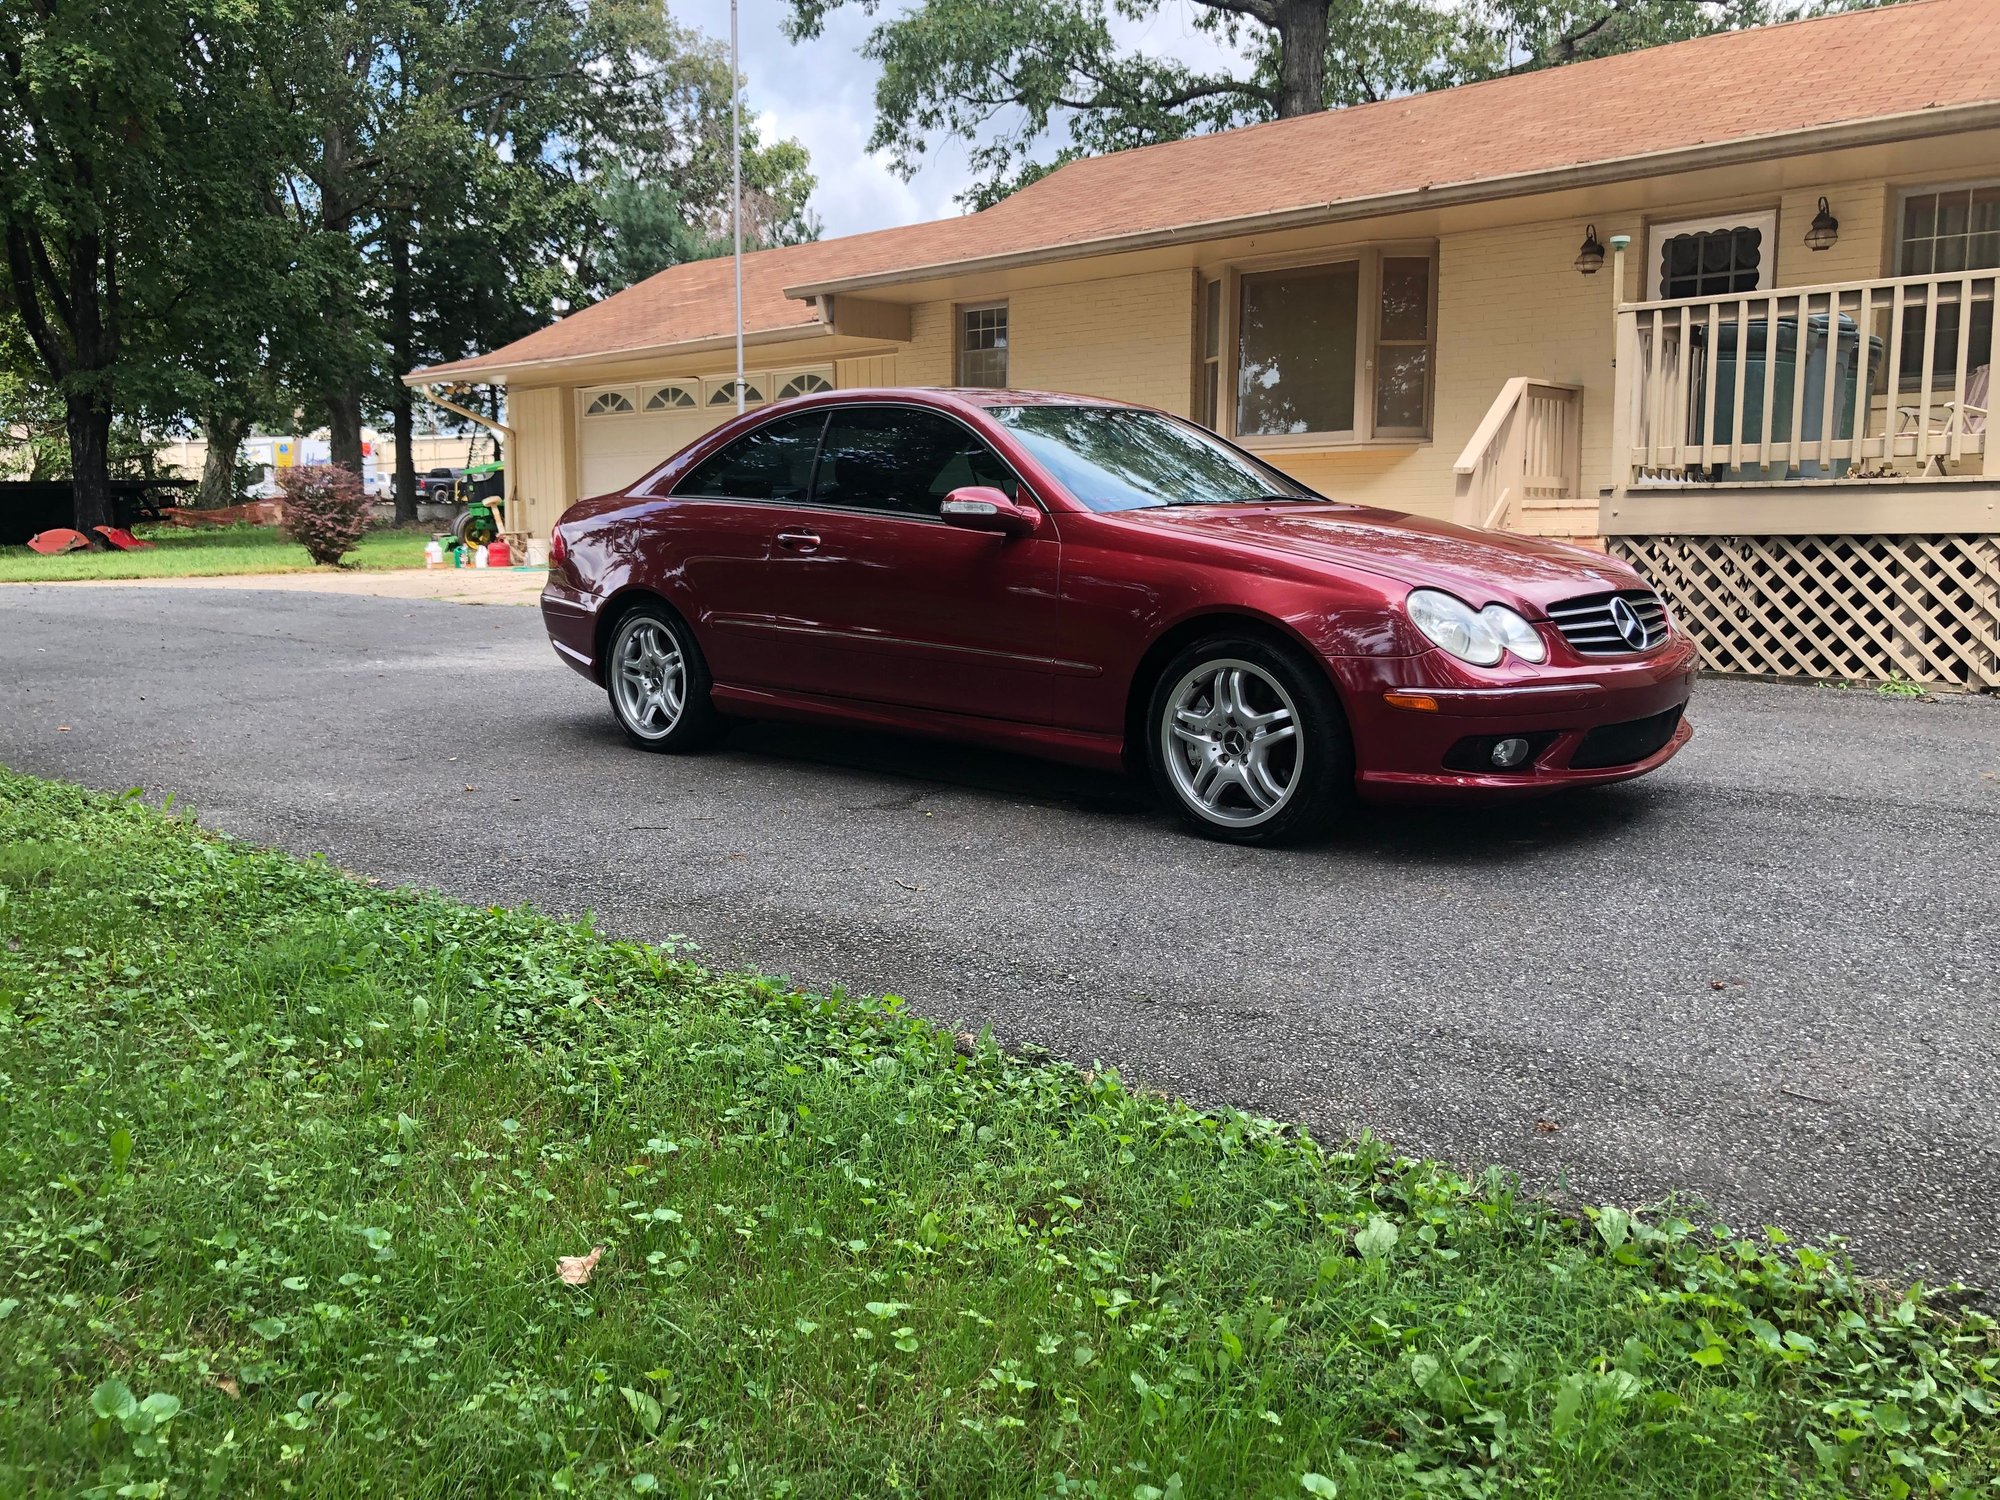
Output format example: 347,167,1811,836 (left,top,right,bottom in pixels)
1333,636,1699,803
